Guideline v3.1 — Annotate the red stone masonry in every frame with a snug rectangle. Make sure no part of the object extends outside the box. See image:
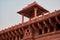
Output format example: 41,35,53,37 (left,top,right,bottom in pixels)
0,2,60,40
